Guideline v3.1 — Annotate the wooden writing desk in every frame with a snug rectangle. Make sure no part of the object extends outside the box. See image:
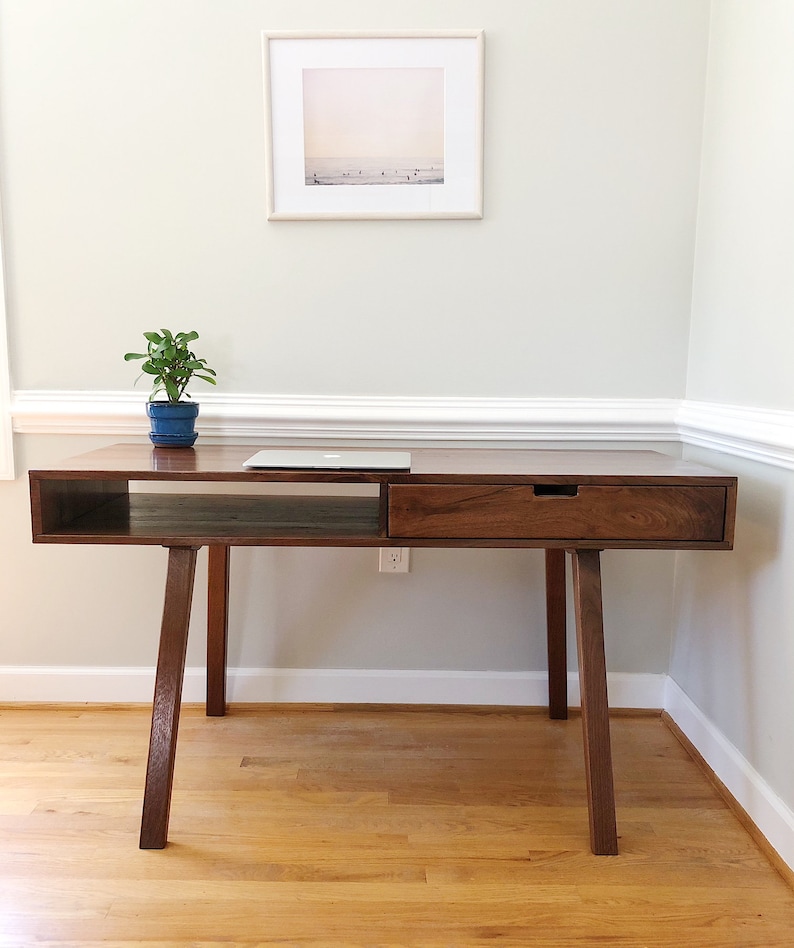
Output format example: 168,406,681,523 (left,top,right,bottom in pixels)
29,444,737,855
